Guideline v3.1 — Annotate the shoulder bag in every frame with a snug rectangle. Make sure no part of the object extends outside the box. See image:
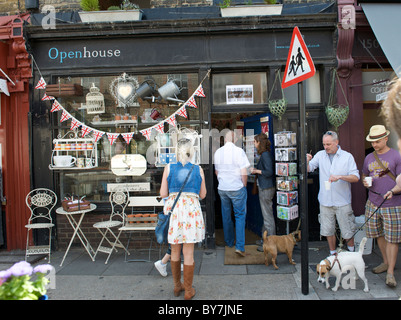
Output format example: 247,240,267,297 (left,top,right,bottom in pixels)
373,151,396,181
155,164,195,245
